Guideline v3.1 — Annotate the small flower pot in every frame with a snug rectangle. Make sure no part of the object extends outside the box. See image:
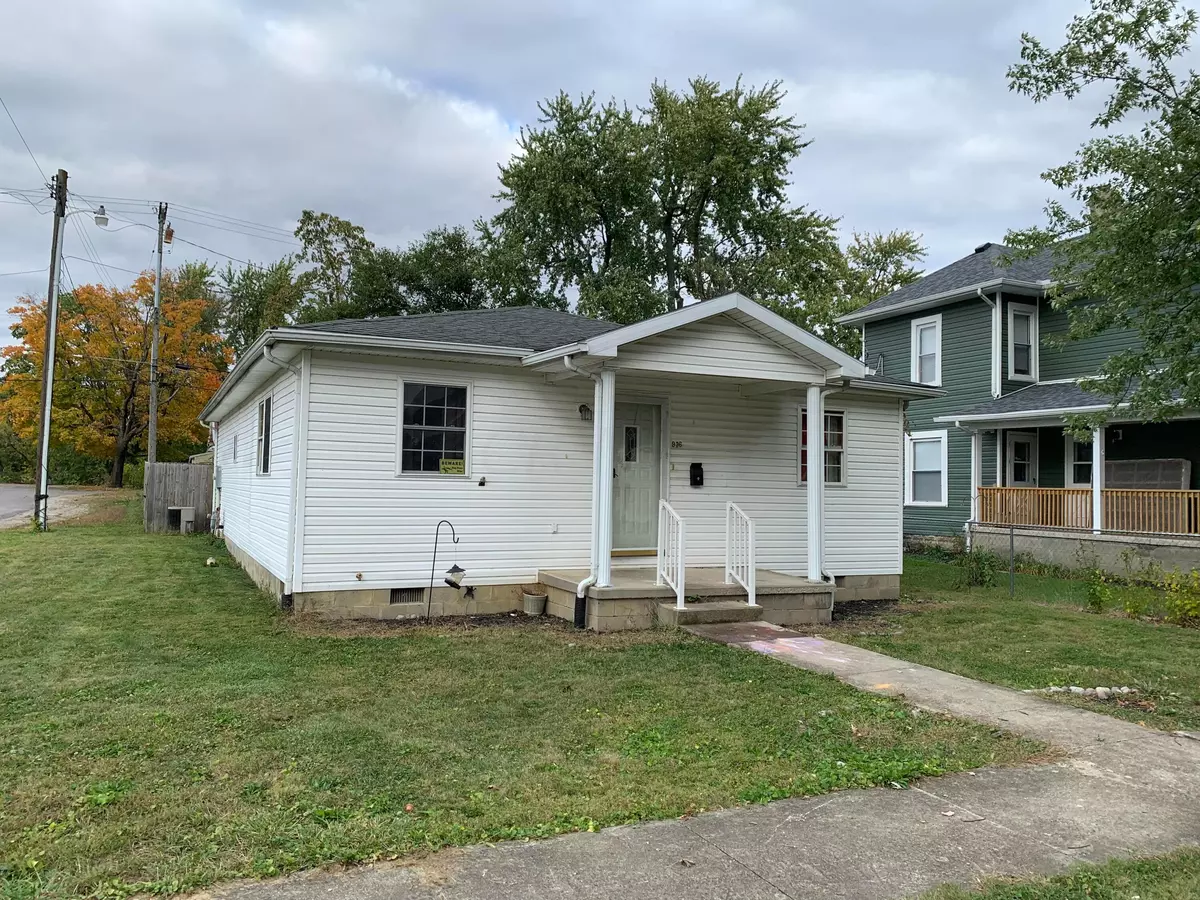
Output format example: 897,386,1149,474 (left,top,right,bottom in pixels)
522,592,548,616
